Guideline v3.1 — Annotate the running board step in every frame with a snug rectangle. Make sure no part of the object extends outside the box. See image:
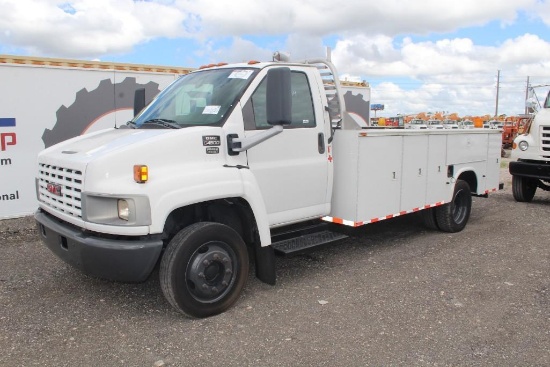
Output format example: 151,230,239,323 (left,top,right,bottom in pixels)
272,230,348,256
